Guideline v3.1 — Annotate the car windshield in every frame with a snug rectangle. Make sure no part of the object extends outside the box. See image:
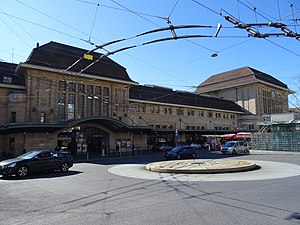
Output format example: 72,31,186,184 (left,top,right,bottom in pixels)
170,147,183,153
17,151,40,159
224,142,235,147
